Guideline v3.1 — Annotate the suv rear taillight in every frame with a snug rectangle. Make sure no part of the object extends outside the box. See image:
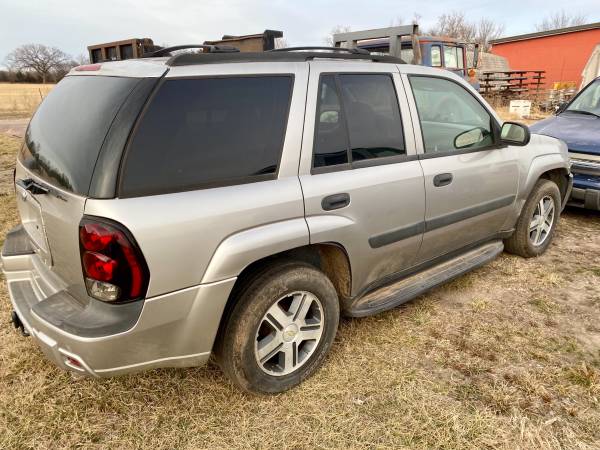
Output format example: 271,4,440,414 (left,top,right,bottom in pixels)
79,217,149,303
